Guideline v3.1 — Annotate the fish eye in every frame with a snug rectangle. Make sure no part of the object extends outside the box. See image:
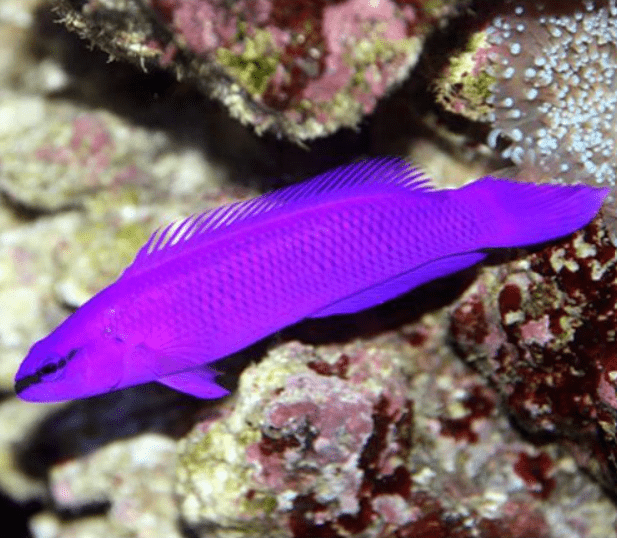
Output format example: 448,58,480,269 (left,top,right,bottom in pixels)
38,348,79,381
38,354,65,381
40,362,59,375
